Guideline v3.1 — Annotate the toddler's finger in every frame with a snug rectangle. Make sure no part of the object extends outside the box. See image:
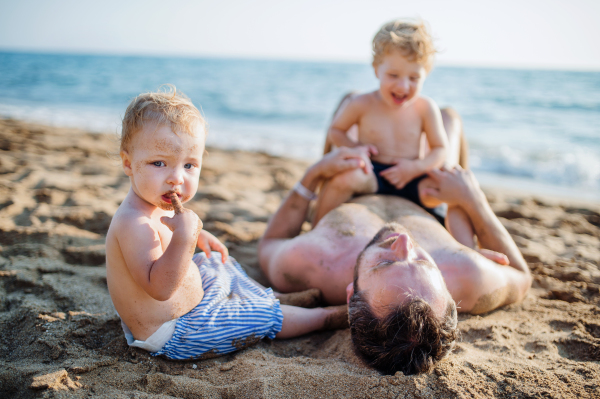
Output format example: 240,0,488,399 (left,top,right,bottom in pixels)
169,192,184,214
197,235,212,258
217,243,229,262
160,216,176,232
